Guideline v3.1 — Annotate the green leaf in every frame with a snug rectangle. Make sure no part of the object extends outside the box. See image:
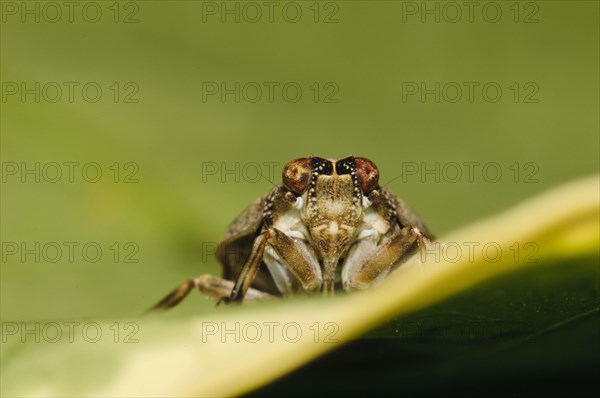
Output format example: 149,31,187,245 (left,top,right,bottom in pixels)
1,175,598,397
255,254,599,396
